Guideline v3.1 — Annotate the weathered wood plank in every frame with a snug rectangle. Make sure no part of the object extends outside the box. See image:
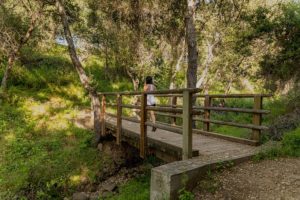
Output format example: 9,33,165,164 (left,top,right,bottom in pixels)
116,94,122,145
140,93,147,158
182,90,193,160
193,106,270,114
101,95,106,136
203,96,211,132
193,118,269,130
252,96,263,141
